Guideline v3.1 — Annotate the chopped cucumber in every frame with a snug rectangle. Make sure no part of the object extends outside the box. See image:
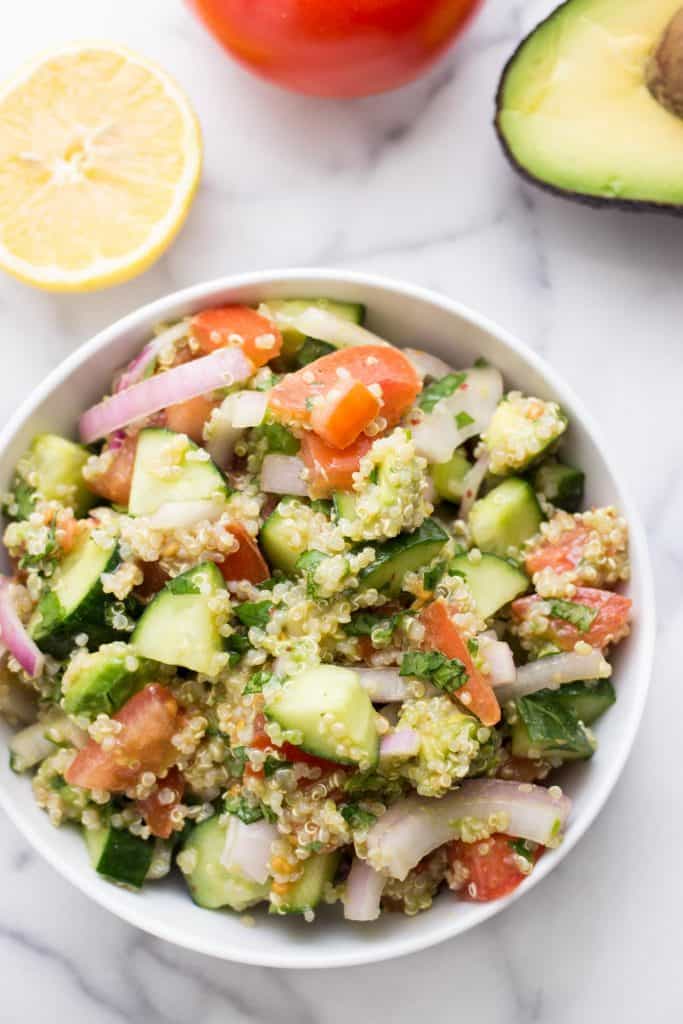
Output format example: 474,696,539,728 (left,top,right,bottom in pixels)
511,691,596,762
10,433,95,519
9,719,55,772
359,518,449,595
129,428,228,517
62,642,157,717
29,529,121,657
264,299,365,357
181,815,269,911
468,478,543,557
294,338,335,367
260,498,307,574
450,553,529,619
537,679,616,726
485,397,566,473
132,562,228,676
333,491,357,522
430,450,472,503
532,458,585,513
85,822,153,888
273,851,341,914
265,665,379,769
